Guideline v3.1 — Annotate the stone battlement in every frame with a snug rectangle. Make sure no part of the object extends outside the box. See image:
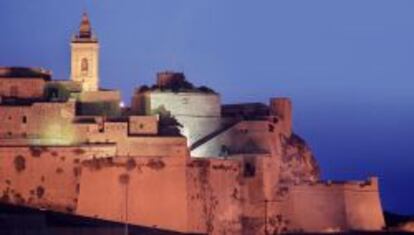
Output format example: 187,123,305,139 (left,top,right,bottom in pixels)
294,177,379,191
